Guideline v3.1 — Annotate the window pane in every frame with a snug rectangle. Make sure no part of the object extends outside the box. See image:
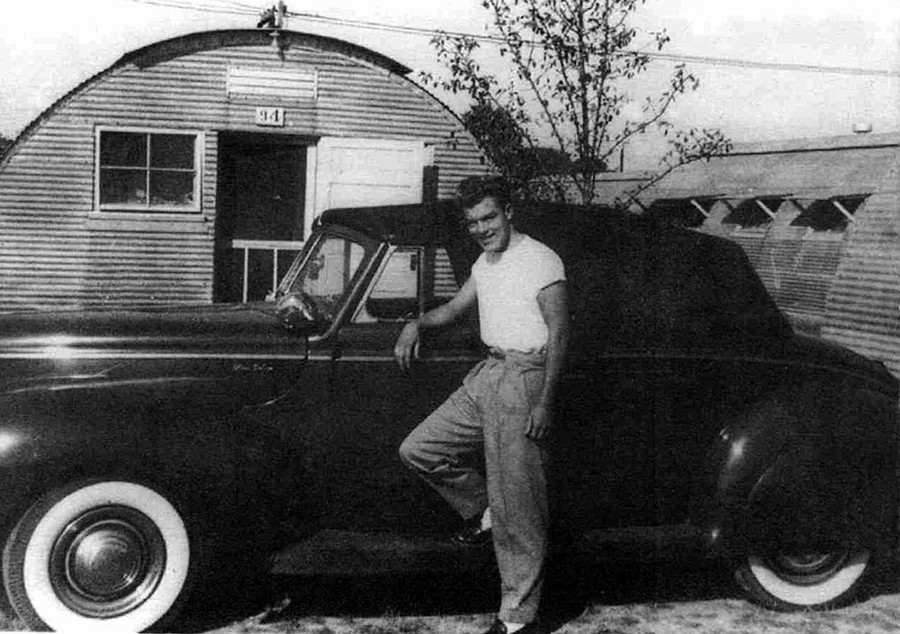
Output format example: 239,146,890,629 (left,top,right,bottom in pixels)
149,172,194,207
151,134,195,169
291,236,366,324
358,249,420,321
100,132,147,167
100,169,147,205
